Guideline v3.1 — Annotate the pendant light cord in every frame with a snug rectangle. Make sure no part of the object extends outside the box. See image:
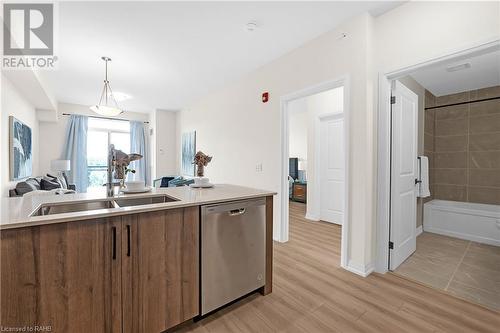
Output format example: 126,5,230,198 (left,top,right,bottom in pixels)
92,56,122,114
104,58,108,105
